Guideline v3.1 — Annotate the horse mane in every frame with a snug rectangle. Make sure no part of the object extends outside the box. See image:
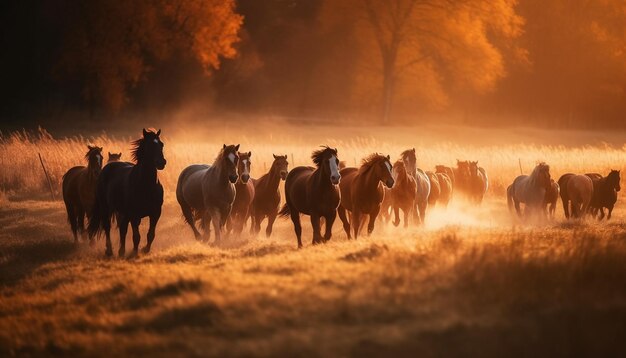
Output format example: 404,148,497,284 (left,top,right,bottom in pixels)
311,146,337,167
528,162,549,187
214,145,239,166
130,130,158,163
84,146,101,162
359,153,387,174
